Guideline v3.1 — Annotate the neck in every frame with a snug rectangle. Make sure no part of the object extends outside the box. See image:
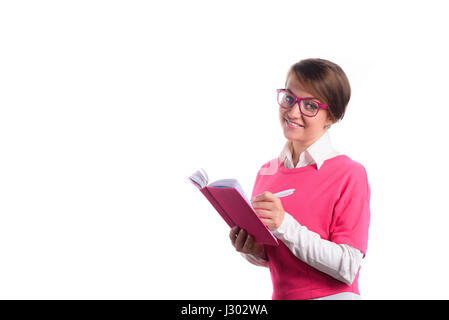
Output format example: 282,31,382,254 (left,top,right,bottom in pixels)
290,141,307,167
289,131,326,166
